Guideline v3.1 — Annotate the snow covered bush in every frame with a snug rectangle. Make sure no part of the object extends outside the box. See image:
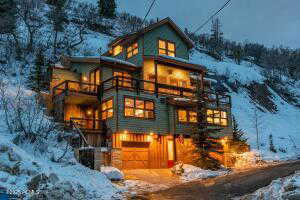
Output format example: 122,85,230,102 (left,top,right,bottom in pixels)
101,167,124,181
